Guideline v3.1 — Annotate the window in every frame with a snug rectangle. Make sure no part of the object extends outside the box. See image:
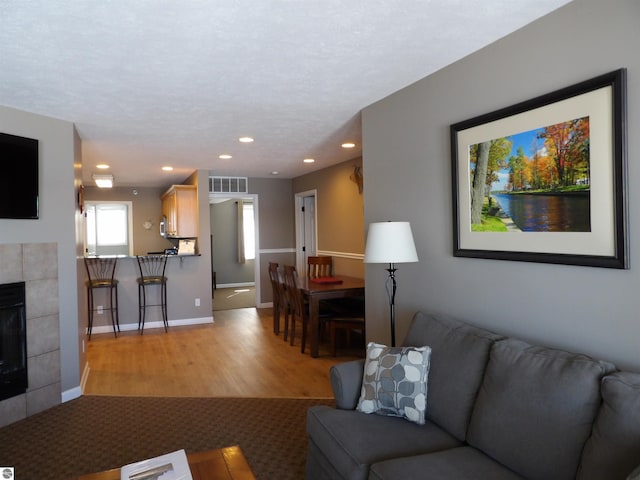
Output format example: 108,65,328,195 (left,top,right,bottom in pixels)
243,202,255,260
85,202,133,256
